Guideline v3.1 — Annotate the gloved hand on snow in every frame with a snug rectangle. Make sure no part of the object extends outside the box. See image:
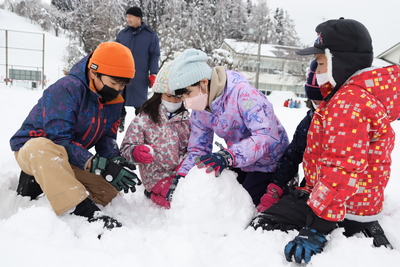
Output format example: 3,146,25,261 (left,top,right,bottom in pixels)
284,227,327,264
195,143,234,177
147,176,175,209
90,154,141,193
165,174,184,202
133,144,154,164
256,183,284,212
